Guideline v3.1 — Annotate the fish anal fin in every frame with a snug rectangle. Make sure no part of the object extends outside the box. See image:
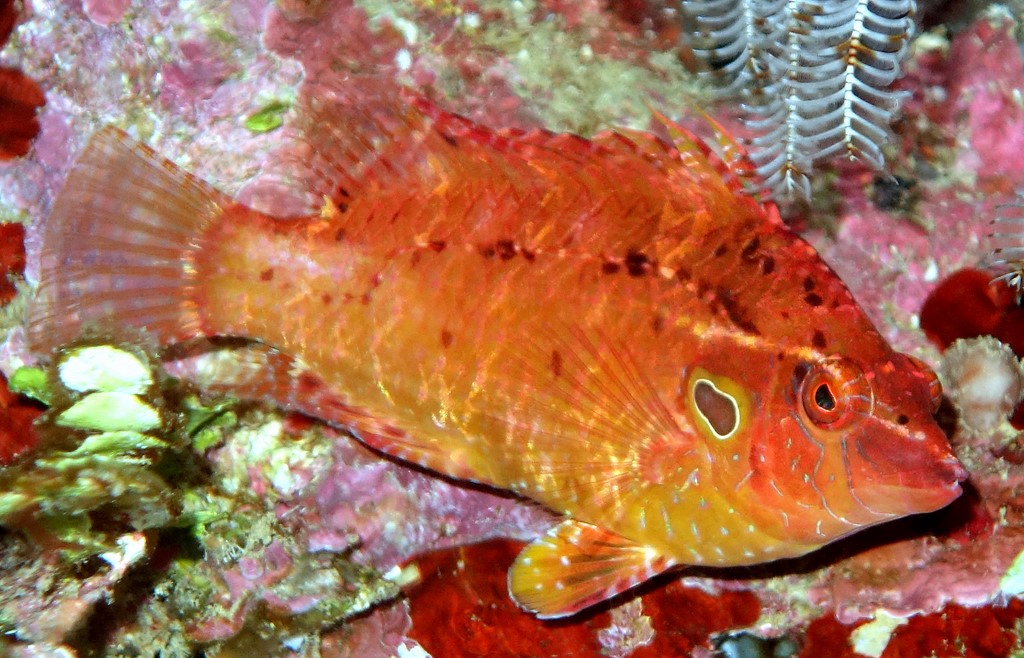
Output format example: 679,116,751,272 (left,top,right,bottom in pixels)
186,341,477,479
509,519,675,619
188,340,388,429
